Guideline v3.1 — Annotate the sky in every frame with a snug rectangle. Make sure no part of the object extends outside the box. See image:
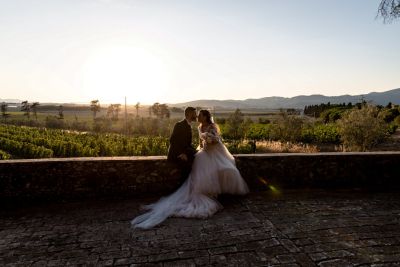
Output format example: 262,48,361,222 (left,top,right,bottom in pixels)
0,0,399,104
